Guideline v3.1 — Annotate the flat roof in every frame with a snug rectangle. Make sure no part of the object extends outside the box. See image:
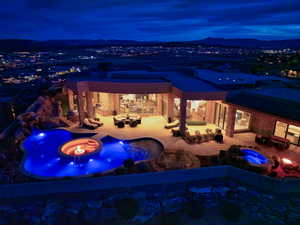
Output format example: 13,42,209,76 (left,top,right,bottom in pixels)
164,71,223,92
253,87,300,104
71,70,169,83
195,69,290,86
69,70,225,93
226,87,300,122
